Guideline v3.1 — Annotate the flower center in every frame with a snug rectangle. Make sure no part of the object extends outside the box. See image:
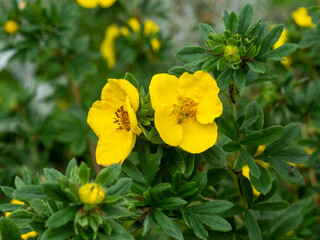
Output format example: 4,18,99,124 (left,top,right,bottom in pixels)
172,97,198,124
113,105,130,131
